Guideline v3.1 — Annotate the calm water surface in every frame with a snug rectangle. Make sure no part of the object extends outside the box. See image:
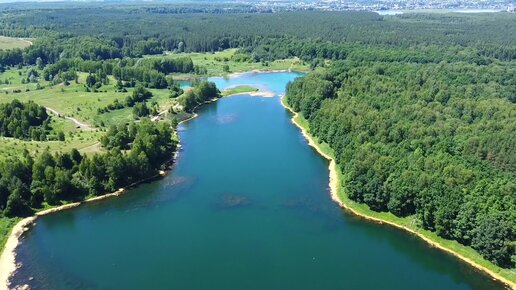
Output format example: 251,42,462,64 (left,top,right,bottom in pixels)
12,72,507,290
